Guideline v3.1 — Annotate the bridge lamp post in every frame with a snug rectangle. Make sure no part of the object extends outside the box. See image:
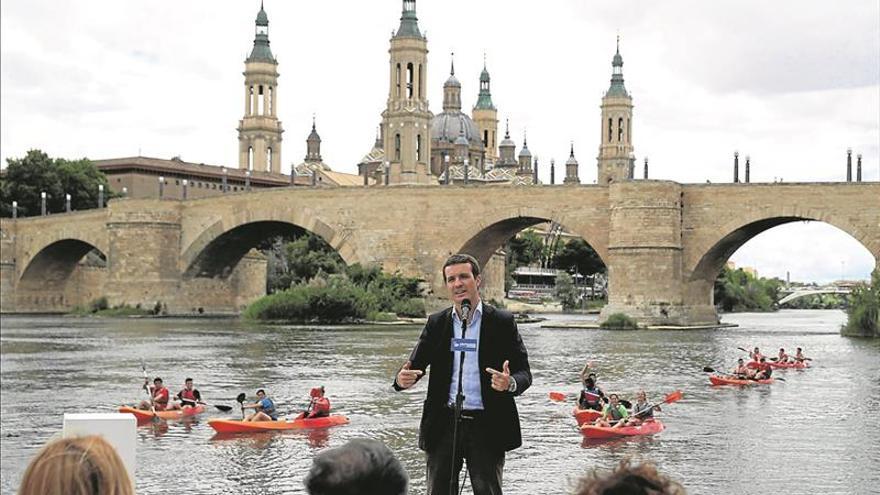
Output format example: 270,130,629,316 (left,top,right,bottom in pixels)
221,167,228,193
245,170,251,191
383,161,390,186
98,184,105,208
644,157,648,180
65,193,71,213
182,179,188,200
846,148,852,182
11,200,17,219
733,151,740,183
158,176,165,199
856,154,862,182
463,158,469,185
120,186,127,198
745,156,751,183
533,157,539,184
40,191,47,216
444,154,450,185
